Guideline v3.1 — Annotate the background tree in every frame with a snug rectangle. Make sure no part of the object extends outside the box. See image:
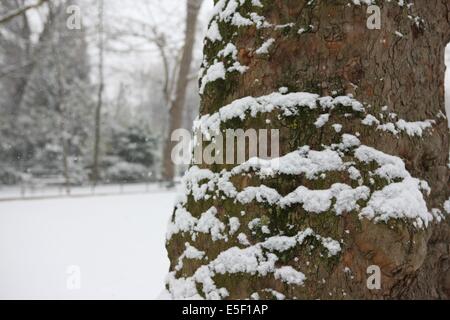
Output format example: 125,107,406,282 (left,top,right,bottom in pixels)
162,0,203,184
105,0,206,181
91,0,104,185
165,0,450,299
0,0,204,188
0,0,93,187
